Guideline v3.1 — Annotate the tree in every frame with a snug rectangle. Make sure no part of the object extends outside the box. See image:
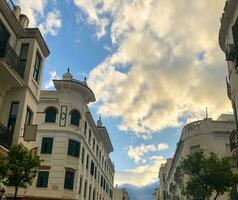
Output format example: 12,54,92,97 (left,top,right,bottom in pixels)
0,158,7,182
175,150,237,200
4,144,41,200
